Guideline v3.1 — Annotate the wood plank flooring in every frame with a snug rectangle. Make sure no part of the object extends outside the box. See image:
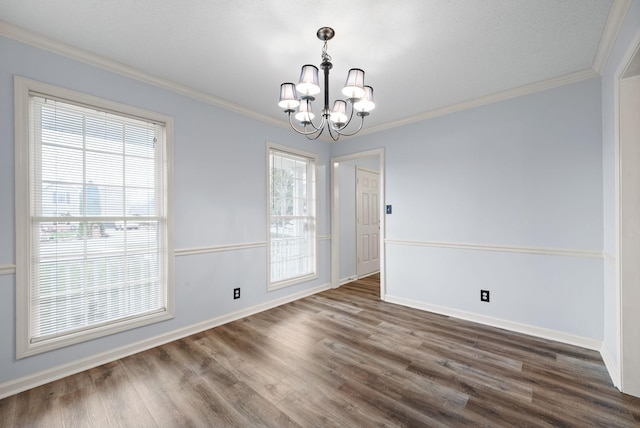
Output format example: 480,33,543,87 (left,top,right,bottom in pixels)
2,274,639,427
